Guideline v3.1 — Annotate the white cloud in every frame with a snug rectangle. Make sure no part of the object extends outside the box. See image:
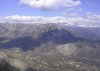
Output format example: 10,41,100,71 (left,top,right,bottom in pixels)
85,12,100,21
0,13,100,27
19,0,81,10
